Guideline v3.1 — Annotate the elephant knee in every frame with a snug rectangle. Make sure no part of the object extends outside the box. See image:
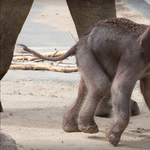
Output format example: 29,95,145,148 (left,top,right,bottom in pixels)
94,79,109,97
111,82,127,96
